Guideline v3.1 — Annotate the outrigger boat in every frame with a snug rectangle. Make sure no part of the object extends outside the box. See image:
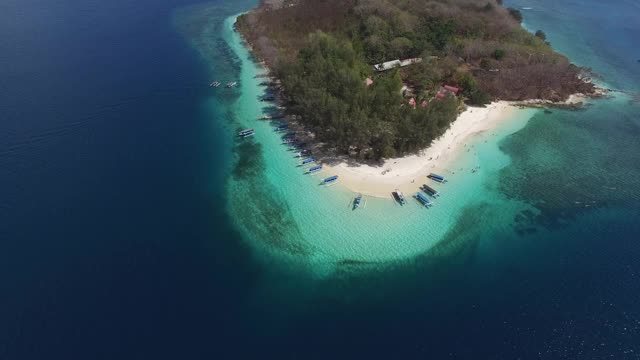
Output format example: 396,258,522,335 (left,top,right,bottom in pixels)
414,192,433,207
421,184,440,197
238,128,255,137
428,173,448,183
392,190,406,206
353,193,363,210
294,149,311,158
226,81,238,88
301,157,315,165
307,165,322,174
322,175,339,185
209,81,221,87
274,124,288,132
258,114,284,120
